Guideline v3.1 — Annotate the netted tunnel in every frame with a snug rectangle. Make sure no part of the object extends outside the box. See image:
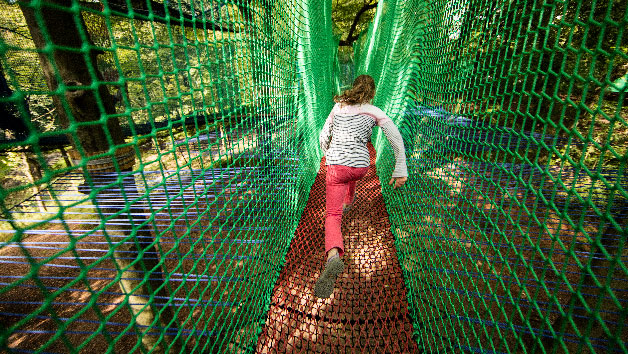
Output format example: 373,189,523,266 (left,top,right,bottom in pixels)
0,0,627,352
